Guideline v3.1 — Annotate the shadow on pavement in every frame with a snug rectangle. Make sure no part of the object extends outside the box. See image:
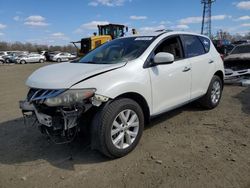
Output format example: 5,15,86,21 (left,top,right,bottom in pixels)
234,86,250,115
0,118,109,170
0,102,203,170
